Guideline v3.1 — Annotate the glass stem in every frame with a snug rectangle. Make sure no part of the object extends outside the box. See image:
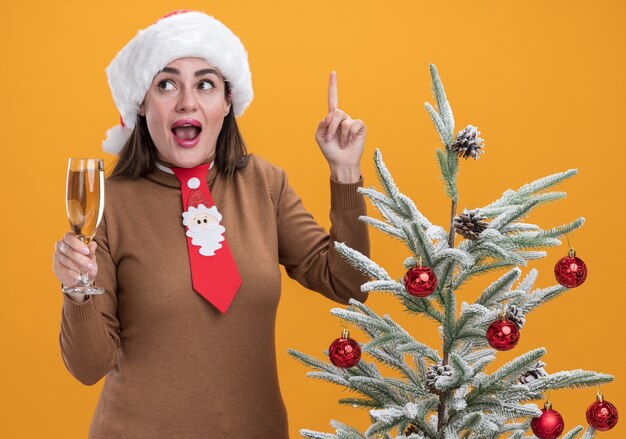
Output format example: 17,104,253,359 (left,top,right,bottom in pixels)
78,269,91,286
78,235,91,285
